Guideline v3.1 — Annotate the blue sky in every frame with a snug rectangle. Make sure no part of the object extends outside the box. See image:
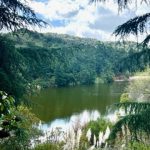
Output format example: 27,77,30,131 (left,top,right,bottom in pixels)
28,0,149,41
